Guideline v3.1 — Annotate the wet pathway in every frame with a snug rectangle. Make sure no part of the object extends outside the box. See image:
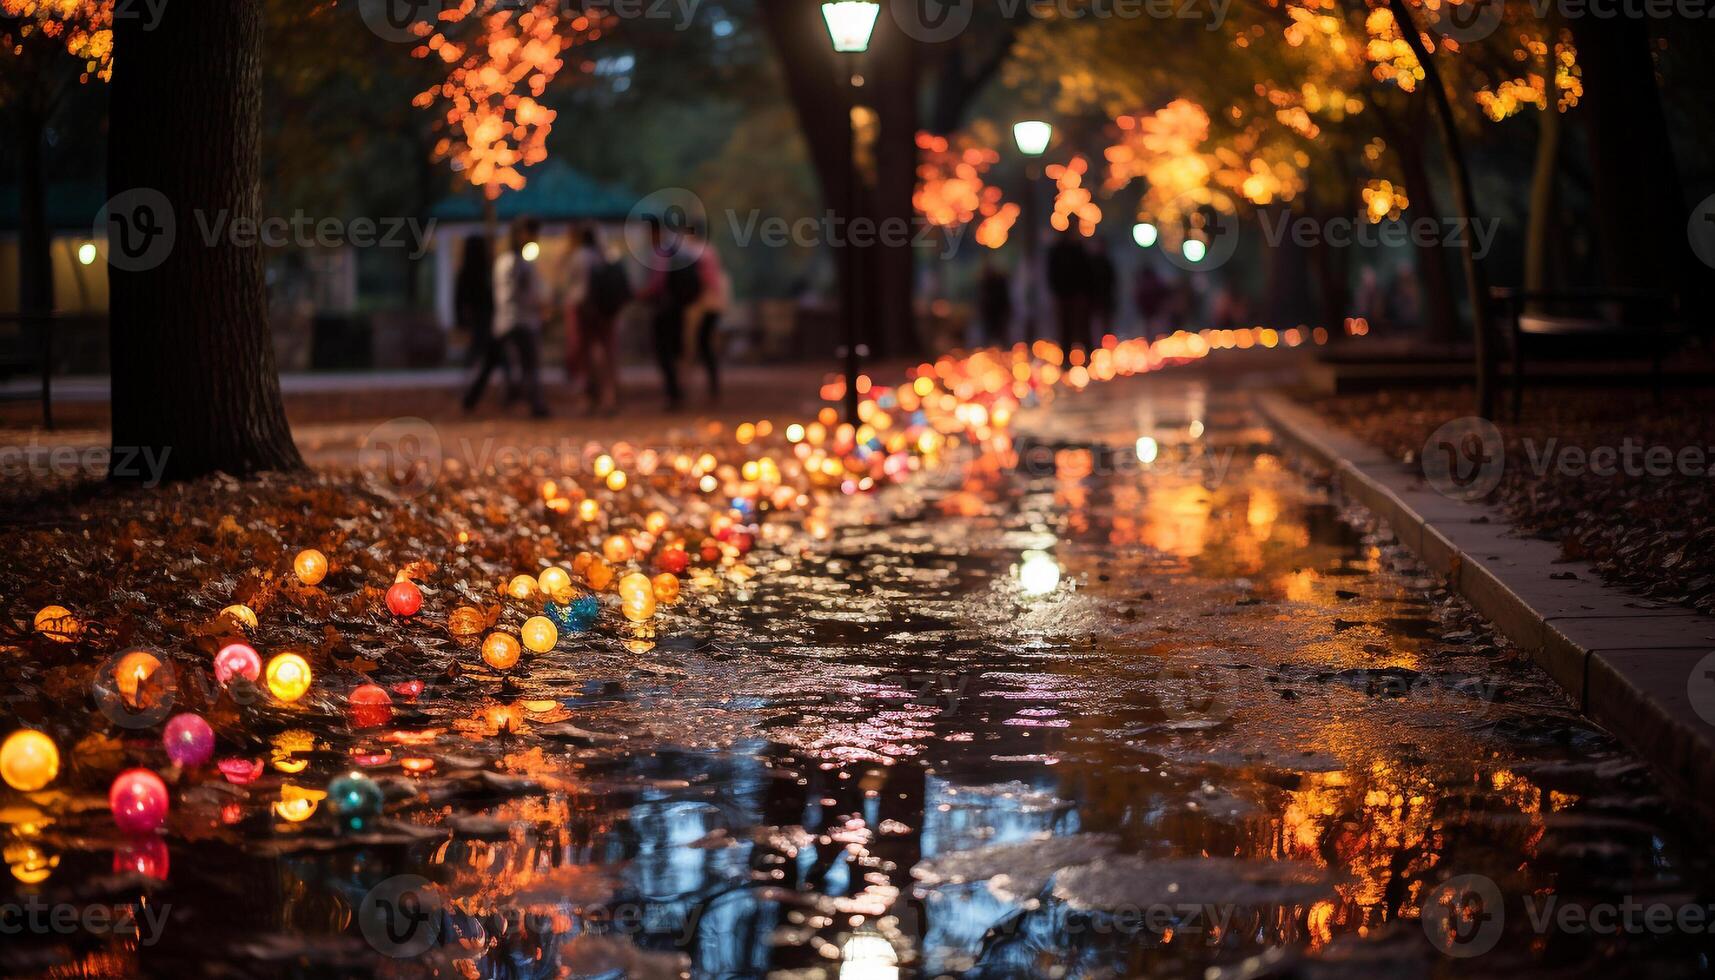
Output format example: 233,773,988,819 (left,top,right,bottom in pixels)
8,375,1712,978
